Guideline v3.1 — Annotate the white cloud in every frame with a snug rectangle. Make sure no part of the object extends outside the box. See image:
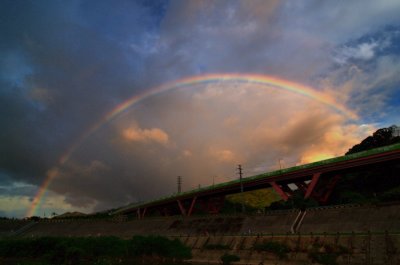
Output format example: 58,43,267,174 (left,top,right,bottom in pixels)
209,148,240,163
299,124,375,164
122,126,169,145
0,192,93,218
334,41,379,64
319,52,400,120
182,150,192,157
